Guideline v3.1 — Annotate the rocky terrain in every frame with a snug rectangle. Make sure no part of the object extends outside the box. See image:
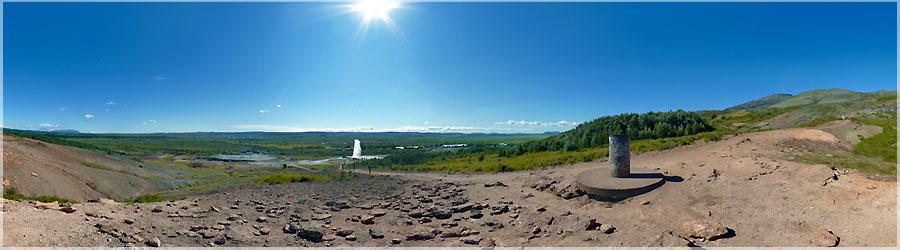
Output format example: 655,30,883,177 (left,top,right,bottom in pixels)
3,127,896,247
